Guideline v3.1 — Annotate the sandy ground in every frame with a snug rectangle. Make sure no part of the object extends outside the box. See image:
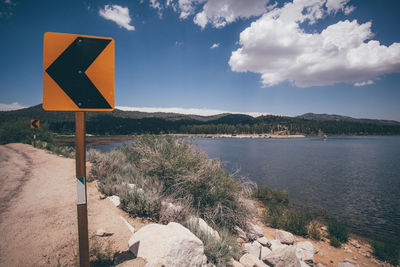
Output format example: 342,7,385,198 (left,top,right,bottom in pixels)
0,143,147,266
0,143,394,267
